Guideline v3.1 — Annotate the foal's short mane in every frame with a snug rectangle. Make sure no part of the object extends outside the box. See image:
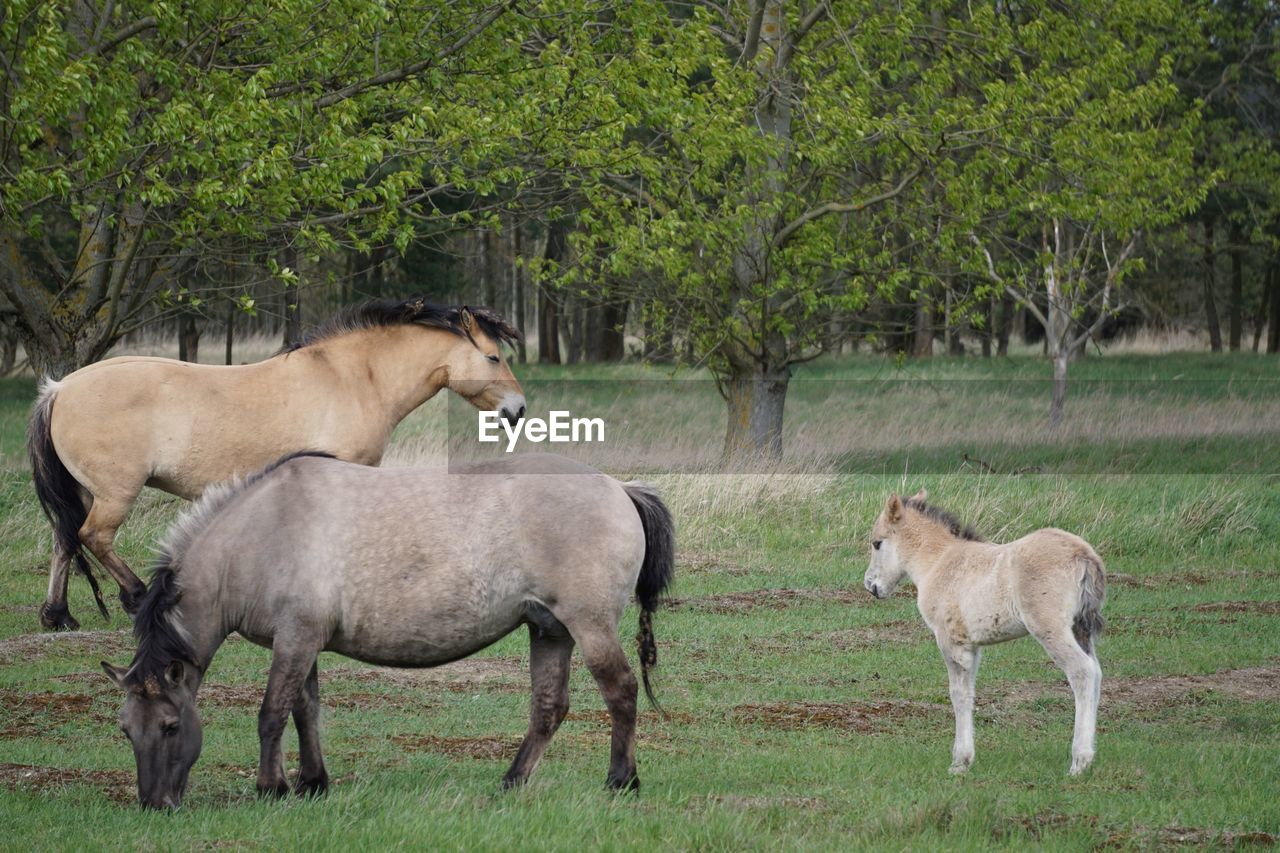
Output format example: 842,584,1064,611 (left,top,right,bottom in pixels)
124,451,337,687
280,298,519,355
904,496,985,542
